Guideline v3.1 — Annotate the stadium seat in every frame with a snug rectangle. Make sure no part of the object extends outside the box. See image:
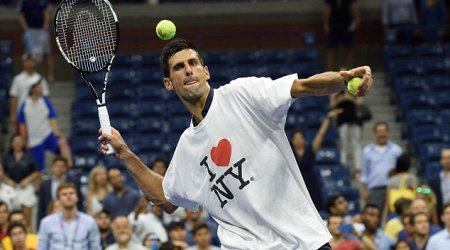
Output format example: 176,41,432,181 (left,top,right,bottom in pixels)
73,152,100,170
399,93,435,111
230,50,261,64
315,147,340,164
71,118,99,136
392,75,427,93
420,57,448,75
290,49,318,62
405,110,438,127
384,44,413,60
410,126,447,144
70,136,100,154
203,51,229,65
414,44,444,57
137,84,164,100
387,58,420,76
423,161,442,180
418,143,449,165
136,117,165,133
426,74,450,92
137,100,165,116
134,133,166,152
71,102,98,119
259,49,290,64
